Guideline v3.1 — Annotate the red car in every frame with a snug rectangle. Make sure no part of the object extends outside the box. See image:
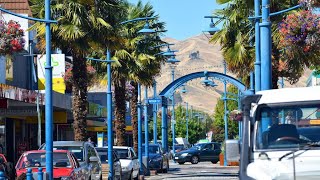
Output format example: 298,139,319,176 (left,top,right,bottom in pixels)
15,150,88,179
